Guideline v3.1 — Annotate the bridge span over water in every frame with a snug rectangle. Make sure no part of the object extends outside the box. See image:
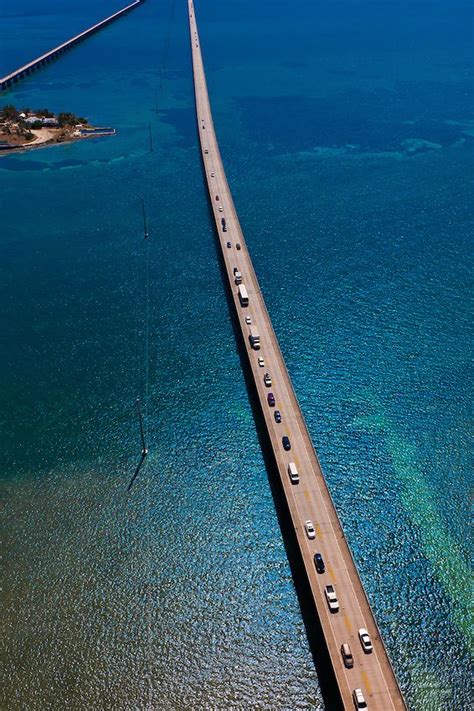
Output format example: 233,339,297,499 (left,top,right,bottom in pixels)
0,0,143,92
188,2,406,709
